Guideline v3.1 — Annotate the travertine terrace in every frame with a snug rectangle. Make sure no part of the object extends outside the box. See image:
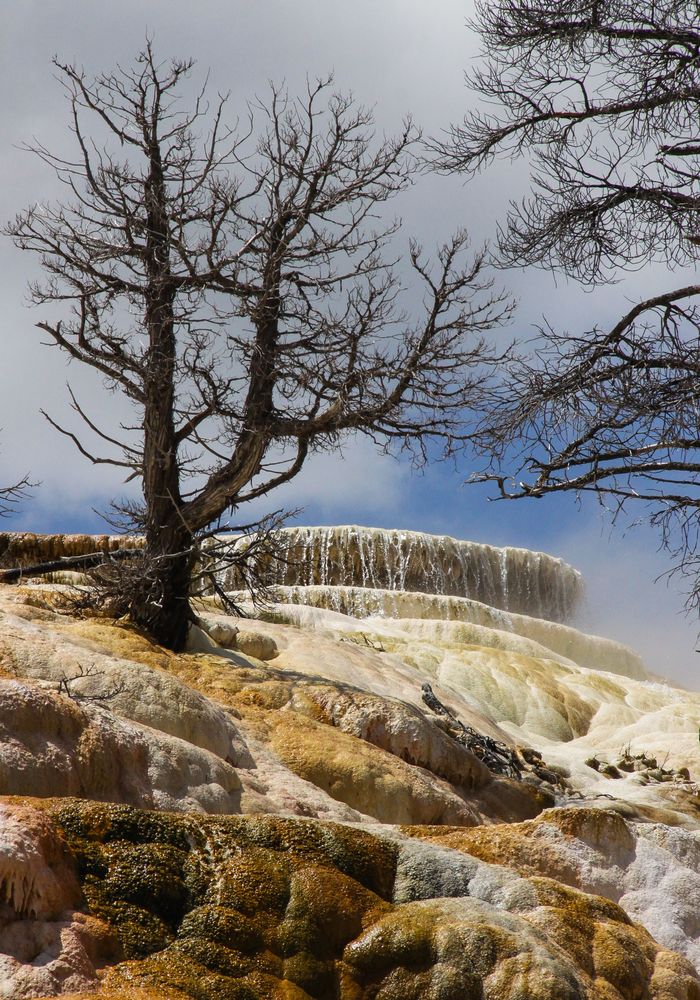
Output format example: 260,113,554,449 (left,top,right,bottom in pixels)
222,524,585,622
1,527,700,999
